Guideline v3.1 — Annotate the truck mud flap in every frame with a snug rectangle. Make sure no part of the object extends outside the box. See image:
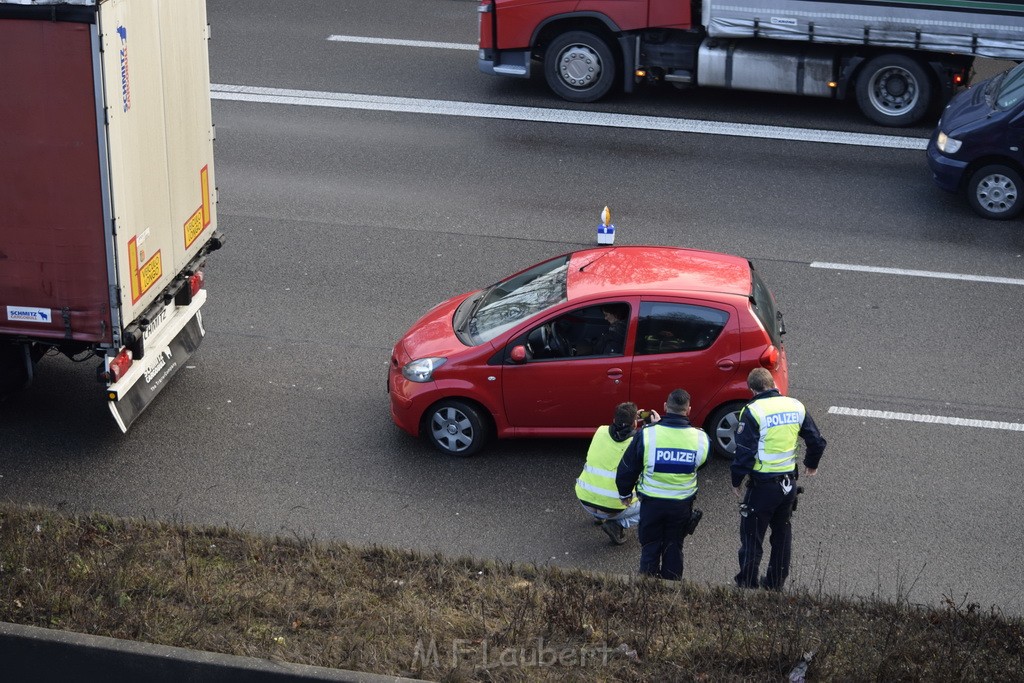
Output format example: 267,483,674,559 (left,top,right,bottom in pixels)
107,291,207,433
